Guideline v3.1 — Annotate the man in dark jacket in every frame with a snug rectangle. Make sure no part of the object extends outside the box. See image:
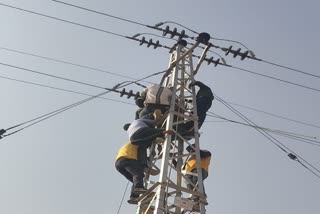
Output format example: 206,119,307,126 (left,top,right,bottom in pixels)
177,81,214,136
